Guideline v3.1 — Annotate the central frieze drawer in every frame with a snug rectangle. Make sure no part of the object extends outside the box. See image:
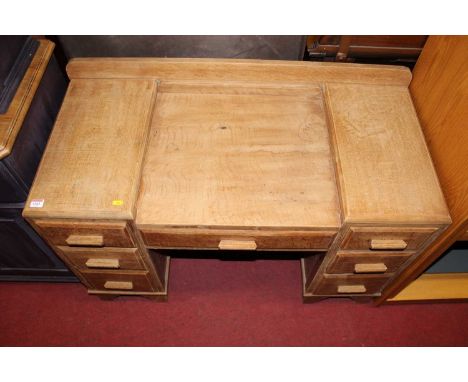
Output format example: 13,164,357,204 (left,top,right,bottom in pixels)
35,219,136,247
139,228,337,250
